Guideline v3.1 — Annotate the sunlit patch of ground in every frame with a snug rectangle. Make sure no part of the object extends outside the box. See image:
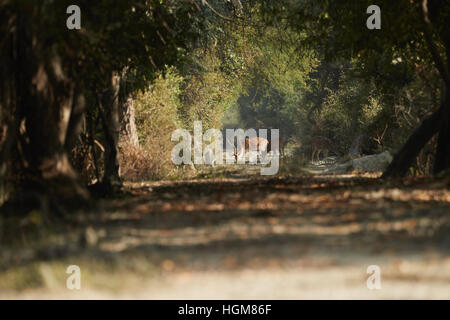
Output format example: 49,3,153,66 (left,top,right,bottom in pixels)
1,164,449,299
